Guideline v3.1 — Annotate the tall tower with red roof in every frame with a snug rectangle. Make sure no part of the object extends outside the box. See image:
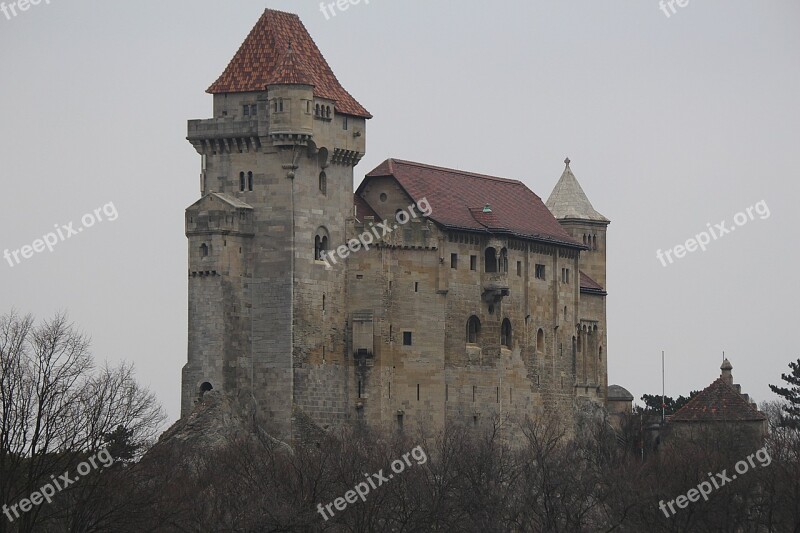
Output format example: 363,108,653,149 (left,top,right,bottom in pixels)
181,9,370,438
